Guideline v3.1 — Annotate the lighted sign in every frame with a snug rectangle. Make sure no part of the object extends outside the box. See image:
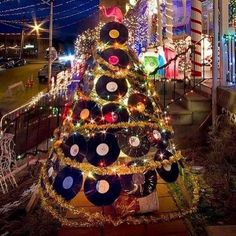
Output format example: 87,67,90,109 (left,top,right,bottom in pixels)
23,44,35,49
